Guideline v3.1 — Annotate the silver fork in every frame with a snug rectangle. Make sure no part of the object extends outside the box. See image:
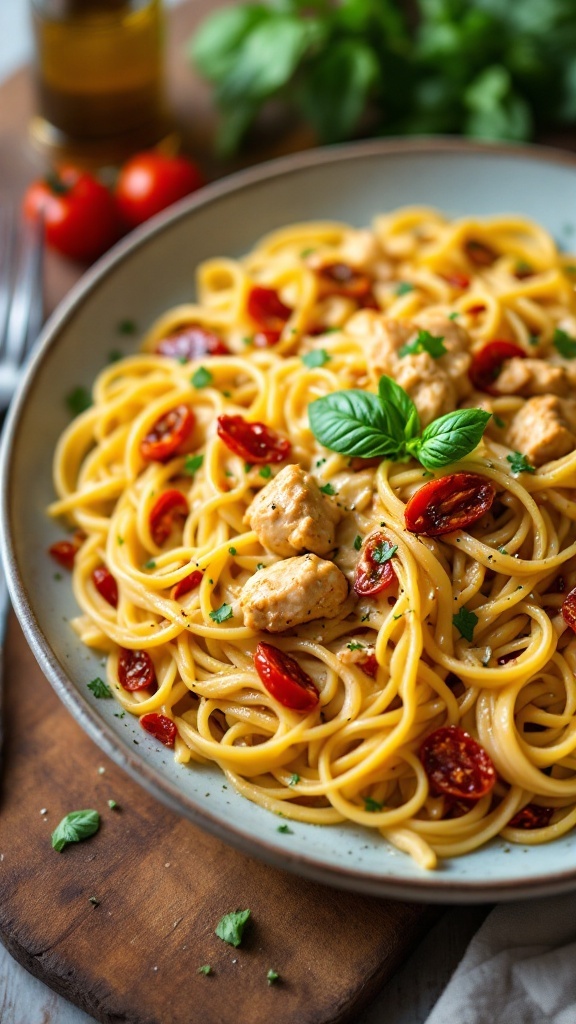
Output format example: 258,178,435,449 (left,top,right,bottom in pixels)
0,204,45,760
